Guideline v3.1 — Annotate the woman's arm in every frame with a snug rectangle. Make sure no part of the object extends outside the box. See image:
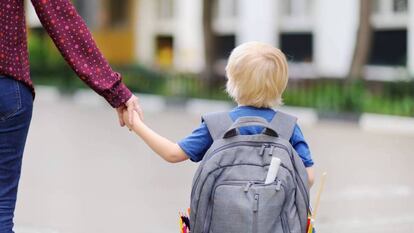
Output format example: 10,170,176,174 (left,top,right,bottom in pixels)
124,111,189,163
30,0,131,108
